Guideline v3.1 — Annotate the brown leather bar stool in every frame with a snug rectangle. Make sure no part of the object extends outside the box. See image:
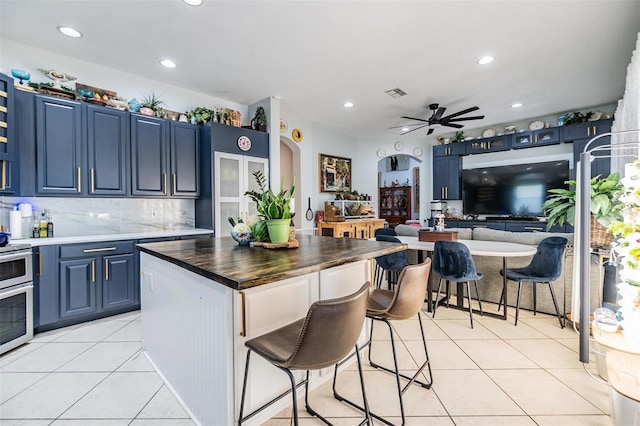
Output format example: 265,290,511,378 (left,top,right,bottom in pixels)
238,282,371,426
335,259,433,426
